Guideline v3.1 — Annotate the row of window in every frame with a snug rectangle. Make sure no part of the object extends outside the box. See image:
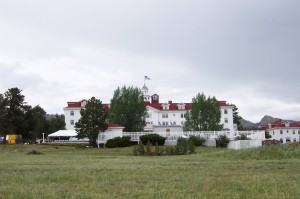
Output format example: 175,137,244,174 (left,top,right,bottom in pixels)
147,113,186,119
279,138,300,143
71,109,229,117
278,130,300,135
